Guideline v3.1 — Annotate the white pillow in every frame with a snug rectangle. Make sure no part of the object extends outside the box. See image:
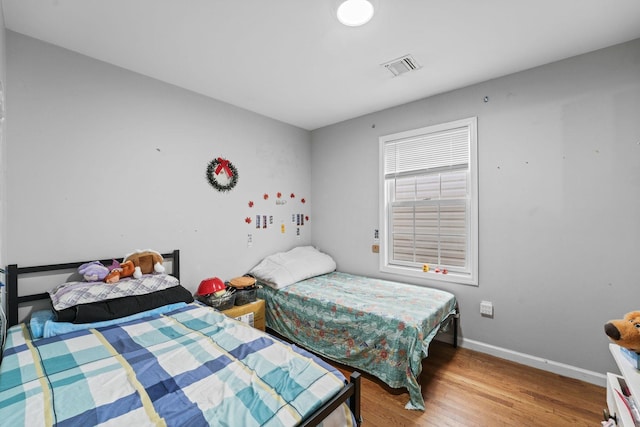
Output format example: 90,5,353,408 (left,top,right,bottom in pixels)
249,246,336,289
